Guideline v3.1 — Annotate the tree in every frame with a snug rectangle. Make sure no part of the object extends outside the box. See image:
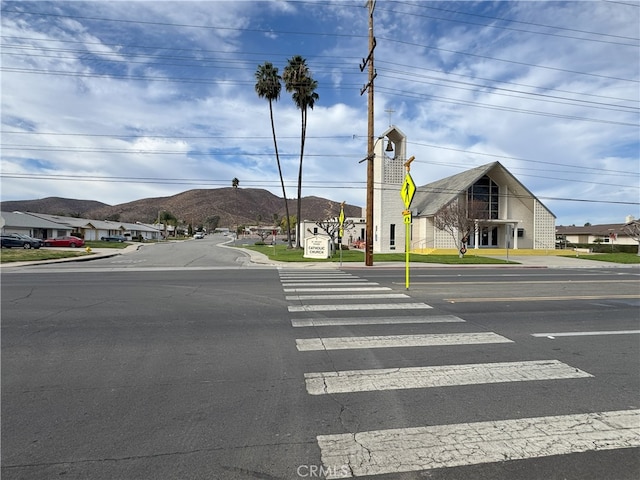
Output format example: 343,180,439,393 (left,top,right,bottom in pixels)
208,216,220,232
283,55,319,248
231,178,239,234
255,62,293,248
434,198,486,255
622,219,640,255
158,210,177,238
